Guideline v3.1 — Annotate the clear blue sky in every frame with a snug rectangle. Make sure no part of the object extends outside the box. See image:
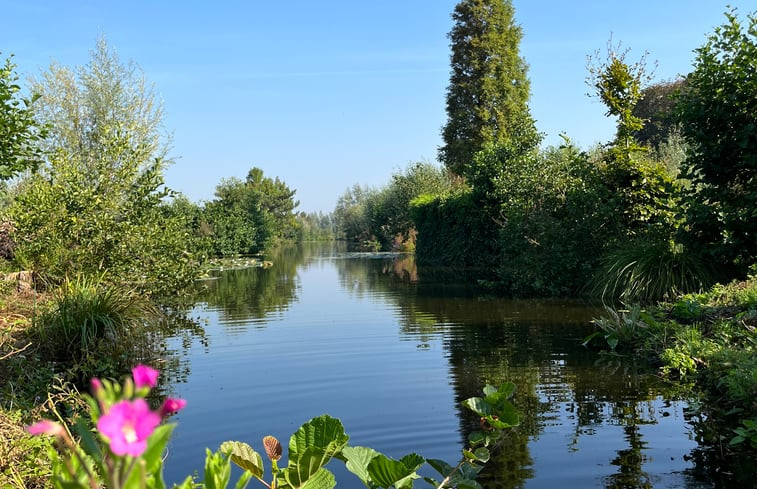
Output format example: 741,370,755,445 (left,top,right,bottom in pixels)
2,1,752,212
